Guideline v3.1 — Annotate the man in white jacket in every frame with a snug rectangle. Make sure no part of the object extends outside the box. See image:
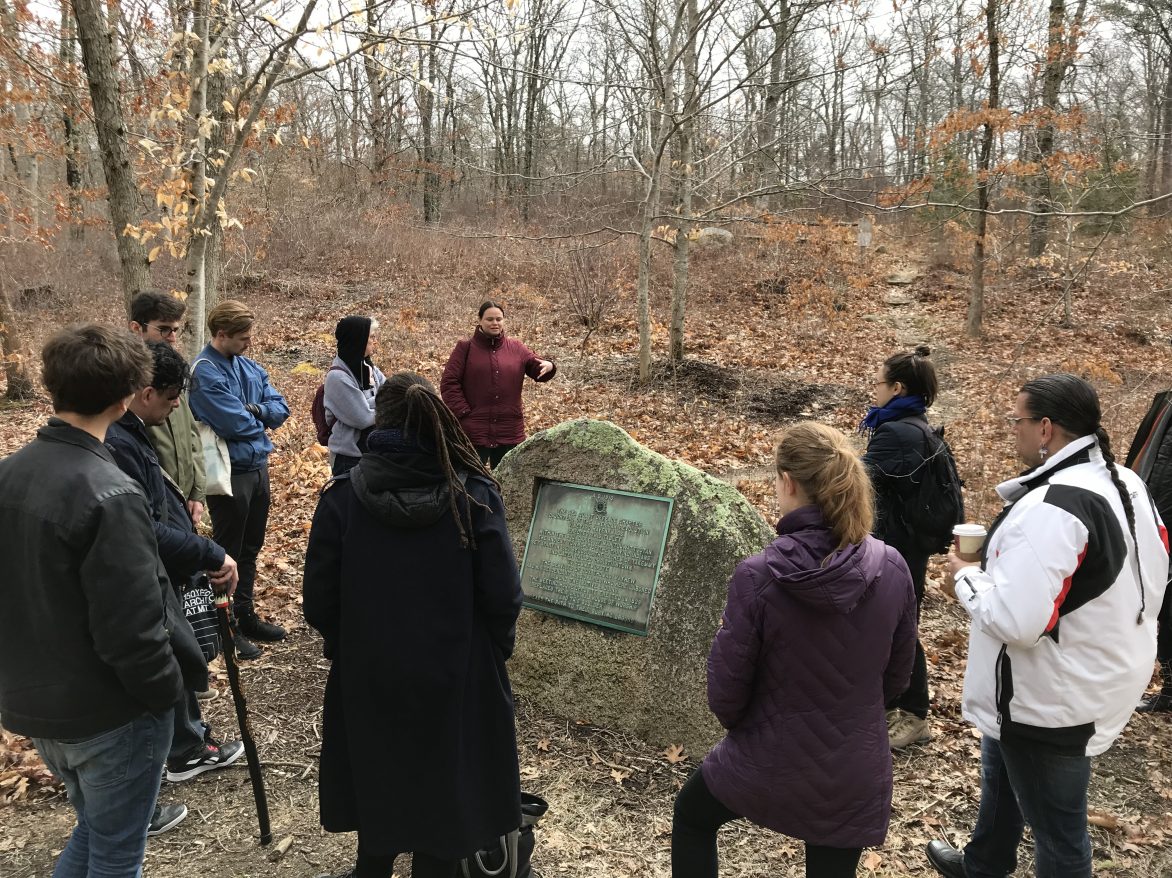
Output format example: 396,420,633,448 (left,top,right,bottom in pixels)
925,374,1169,878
